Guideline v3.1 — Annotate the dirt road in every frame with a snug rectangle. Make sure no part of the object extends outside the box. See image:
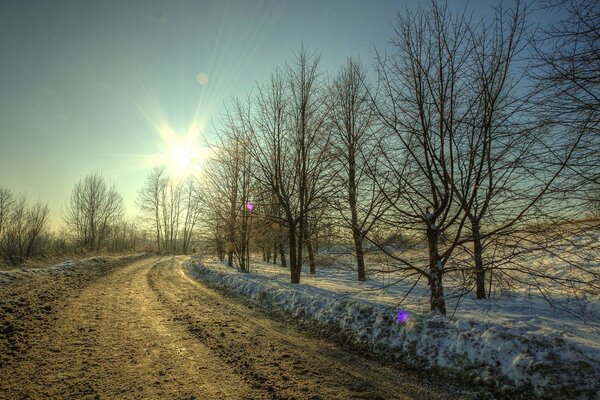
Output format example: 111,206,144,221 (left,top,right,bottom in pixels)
1,256,474,399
